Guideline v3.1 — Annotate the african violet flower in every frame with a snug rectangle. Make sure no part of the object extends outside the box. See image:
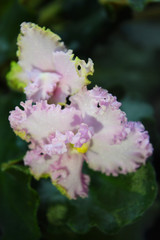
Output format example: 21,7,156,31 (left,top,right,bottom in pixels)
9,86,153,199
7,22,94,103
